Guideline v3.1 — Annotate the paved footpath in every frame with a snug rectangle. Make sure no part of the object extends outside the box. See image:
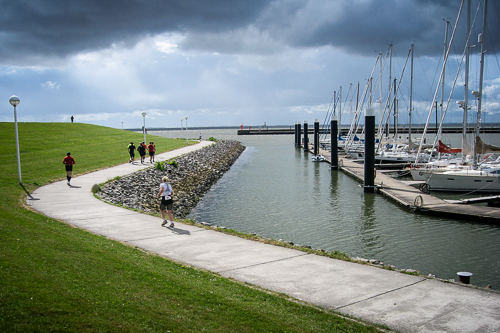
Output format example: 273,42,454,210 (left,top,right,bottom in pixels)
29,142,500,332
